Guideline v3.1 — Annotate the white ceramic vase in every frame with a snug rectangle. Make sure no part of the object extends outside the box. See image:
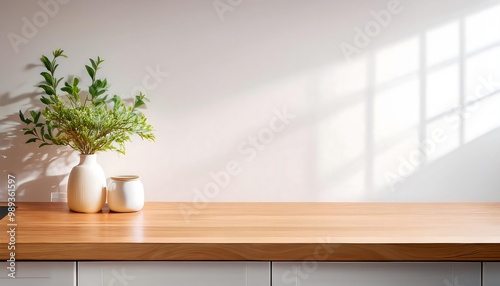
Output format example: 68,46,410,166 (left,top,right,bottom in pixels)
67,154,106,213
107,175,144,212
